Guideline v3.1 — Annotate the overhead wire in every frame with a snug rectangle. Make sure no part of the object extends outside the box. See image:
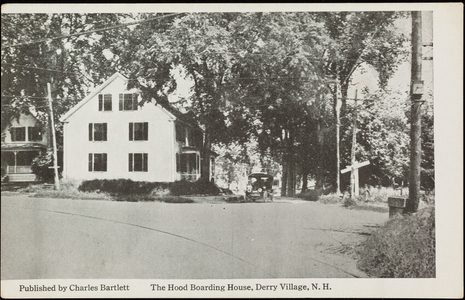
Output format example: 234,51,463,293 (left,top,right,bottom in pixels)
2,12,404,112
2,63,95,84
2,12,185,49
